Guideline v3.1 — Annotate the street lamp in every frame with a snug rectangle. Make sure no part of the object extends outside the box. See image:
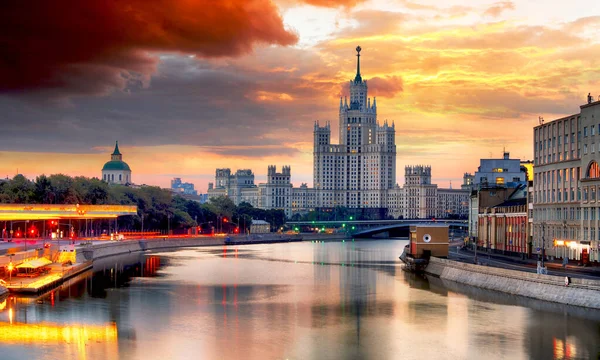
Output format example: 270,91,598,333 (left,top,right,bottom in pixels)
540,222,546,269
7,262,13,285
167,214,171,236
